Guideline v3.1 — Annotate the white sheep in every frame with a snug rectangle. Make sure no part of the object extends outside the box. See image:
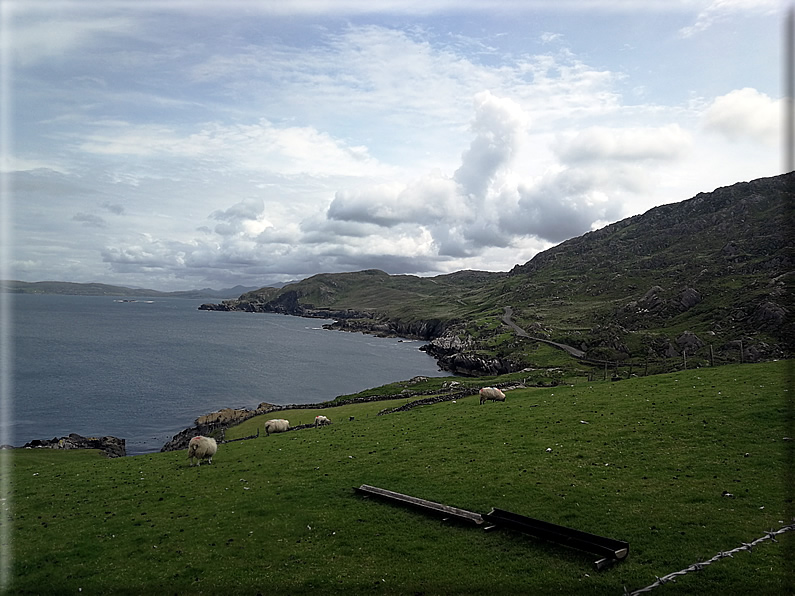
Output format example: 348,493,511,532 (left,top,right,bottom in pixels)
265,418,290,436
479,387,506,405
314,415,332,427
187,435,217,466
